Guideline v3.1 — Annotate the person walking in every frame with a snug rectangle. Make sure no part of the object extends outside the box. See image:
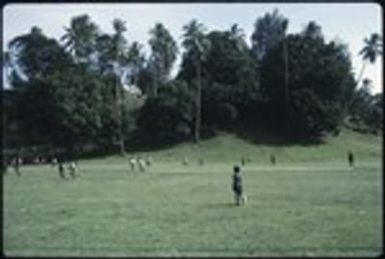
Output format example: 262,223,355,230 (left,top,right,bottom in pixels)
348,151,355,167
232,165,245,206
